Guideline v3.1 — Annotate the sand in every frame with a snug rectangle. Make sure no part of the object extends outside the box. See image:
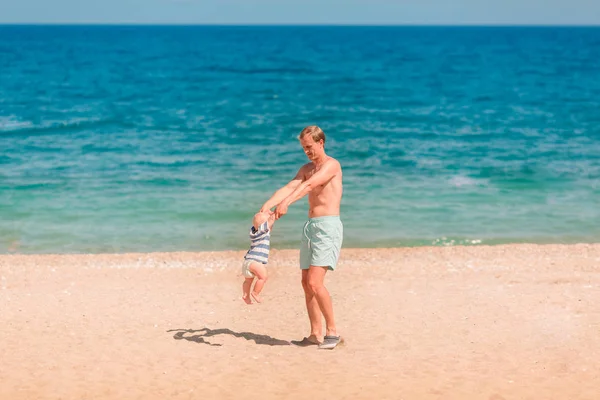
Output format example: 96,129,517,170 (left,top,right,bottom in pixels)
1,244,599,400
